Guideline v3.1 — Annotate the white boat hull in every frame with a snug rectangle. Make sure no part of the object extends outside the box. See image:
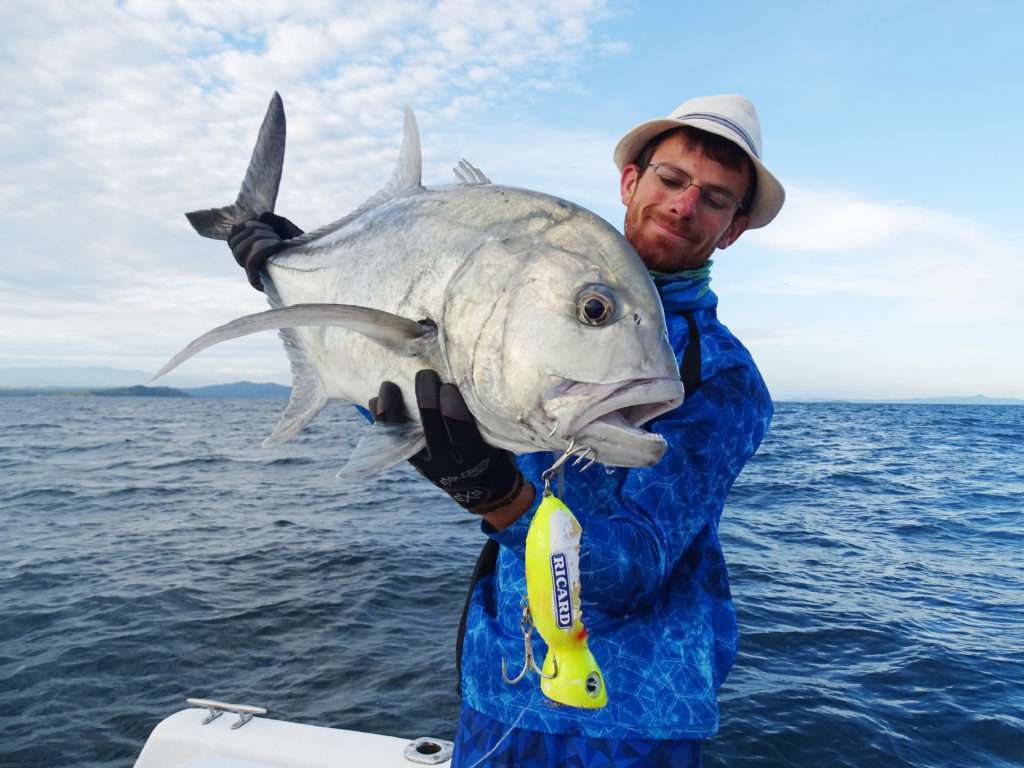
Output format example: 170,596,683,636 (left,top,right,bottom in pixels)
134,707,452,768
